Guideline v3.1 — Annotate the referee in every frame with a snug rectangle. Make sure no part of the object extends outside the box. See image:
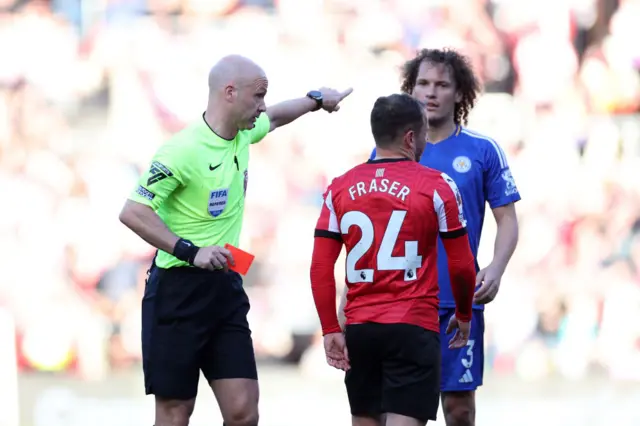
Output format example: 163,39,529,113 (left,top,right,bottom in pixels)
119,55,352,426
